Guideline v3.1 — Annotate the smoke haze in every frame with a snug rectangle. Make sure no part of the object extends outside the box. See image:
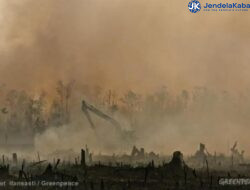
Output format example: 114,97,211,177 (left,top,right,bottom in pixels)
0,0,250,156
